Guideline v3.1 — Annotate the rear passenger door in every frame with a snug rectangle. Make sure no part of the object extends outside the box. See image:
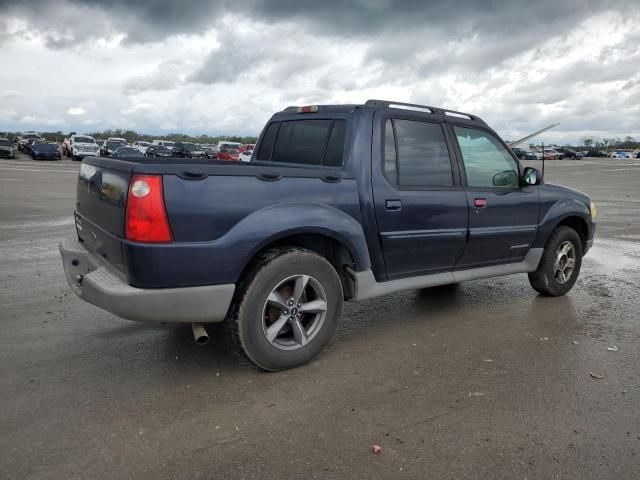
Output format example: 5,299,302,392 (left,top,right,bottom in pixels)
372,111,468,280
